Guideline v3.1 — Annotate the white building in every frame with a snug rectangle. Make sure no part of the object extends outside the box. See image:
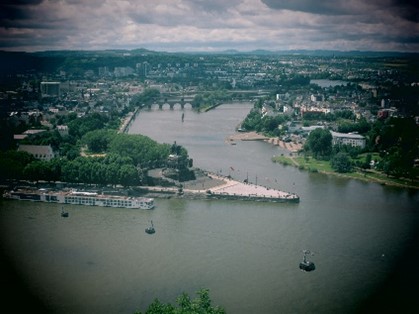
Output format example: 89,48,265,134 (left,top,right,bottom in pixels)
331,132,366,149
17,145,56,161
